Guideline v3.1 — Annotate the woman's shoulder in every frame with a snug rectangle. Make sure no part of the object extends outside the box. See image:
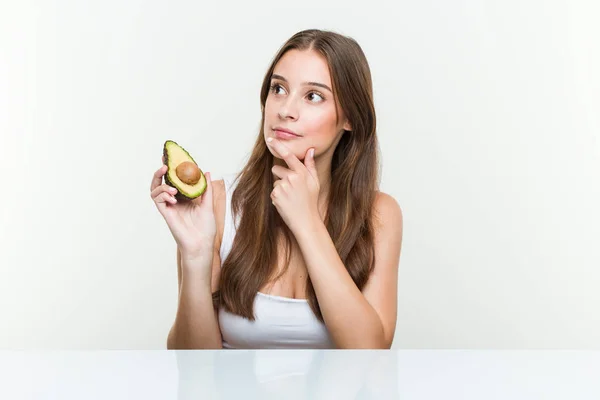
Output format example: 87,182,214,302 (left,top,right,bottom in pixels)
372,191,403,229
211,172,241,249
211,172,240,205
212,177,226,201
